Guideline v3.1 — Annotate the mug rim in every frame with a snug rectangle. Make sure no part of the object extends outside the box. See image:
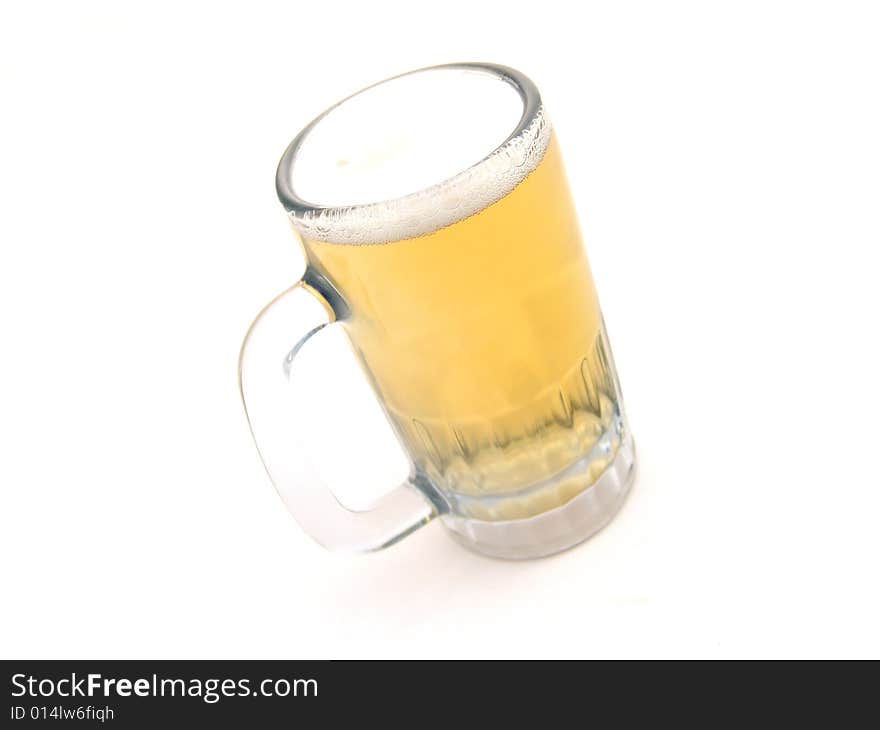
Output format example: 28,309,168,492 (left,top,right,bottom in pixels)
275,62,550,244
